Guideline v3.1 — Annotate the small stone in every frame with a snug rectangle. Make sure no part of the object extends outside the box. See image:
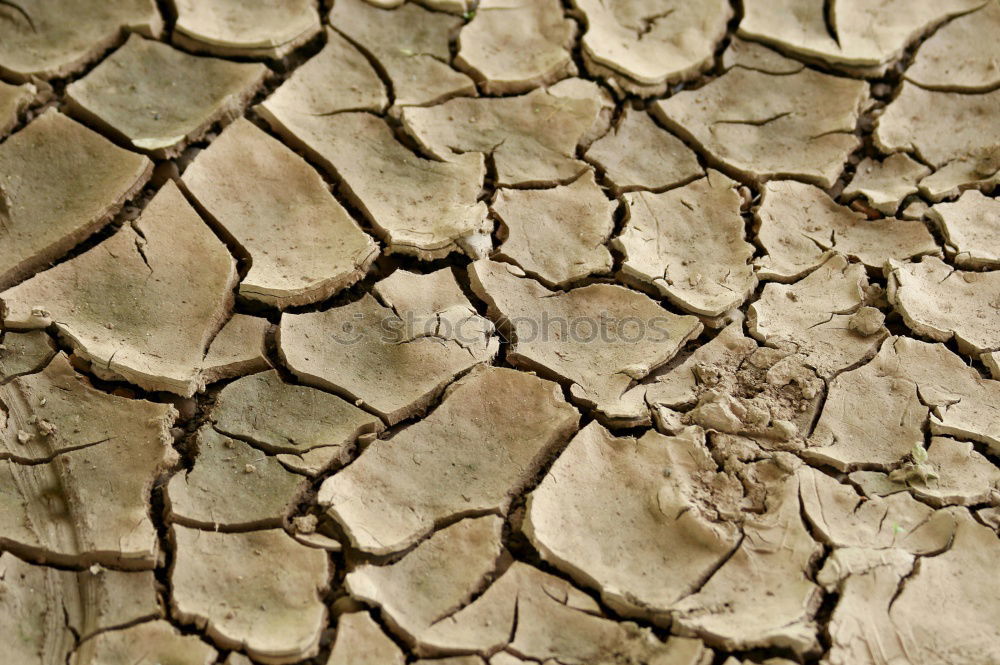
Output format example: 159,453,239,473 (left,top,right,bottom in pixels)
848,307,886,337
